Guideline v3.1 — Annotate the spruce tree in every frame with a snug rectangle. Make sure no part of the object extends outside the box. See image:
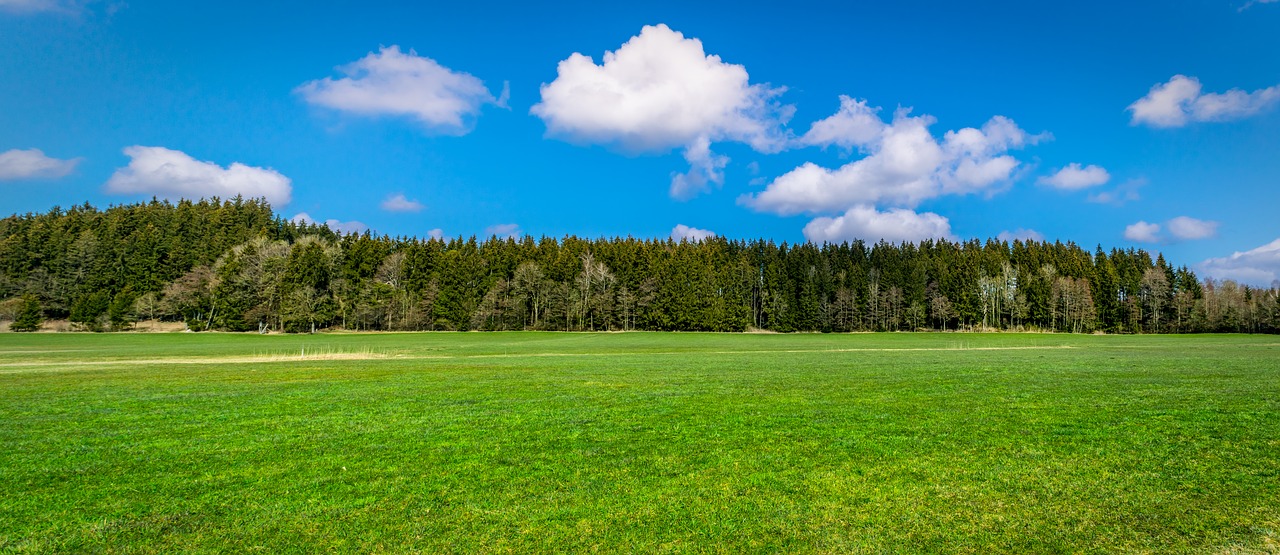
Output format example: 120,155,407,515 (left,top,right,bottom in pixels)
11,295,42,332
